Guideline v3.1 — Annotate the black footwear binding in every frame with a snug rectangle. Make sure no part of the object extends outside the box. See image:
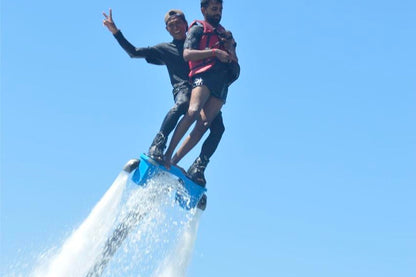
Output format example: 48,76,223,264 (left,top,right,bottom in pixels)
148,132,166,164
187,156,209,187
148,153,165,165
